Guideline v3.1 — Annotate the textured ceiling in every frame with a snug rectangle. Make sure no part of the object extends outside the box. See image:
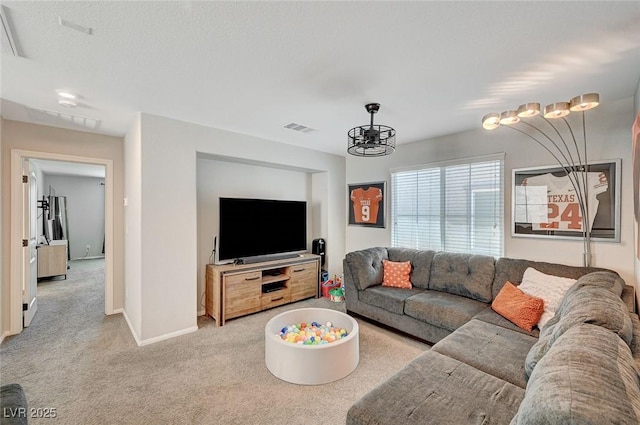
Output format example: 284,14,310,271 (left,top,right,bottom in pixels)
1,1,639,156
